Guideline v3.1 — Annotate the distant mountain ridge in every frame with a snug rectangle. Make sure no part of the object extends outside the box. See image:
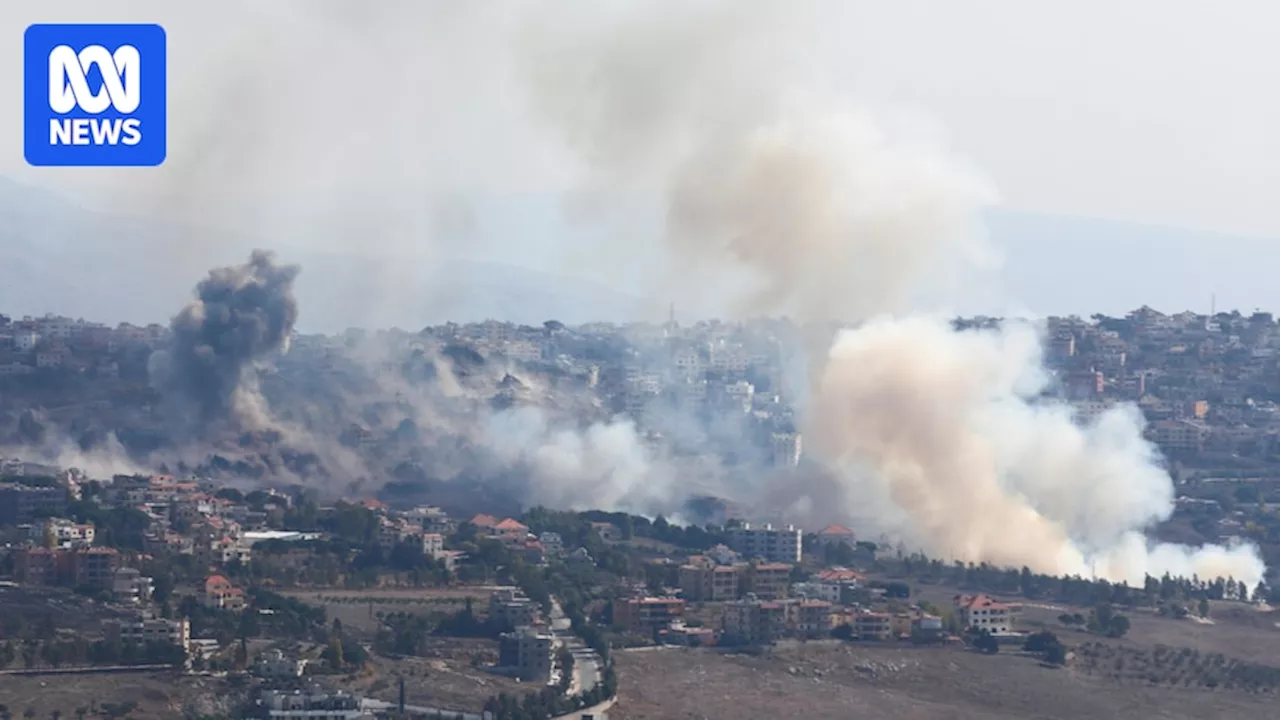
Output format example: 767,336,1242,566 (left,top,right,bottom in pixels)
4,177,1280,328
